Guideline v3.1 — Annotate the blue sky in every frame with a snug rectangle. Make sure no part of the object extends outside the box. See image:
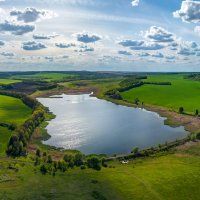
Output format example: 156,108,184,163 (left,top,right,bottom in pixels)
0,0,200,71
